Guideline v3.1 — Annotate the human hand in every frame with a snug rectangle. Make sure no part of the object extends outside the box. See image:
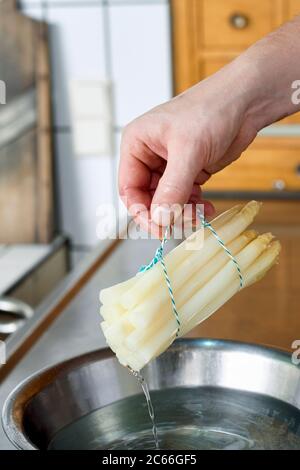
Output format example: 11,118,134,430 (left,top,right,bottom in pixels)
118,46,285,237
